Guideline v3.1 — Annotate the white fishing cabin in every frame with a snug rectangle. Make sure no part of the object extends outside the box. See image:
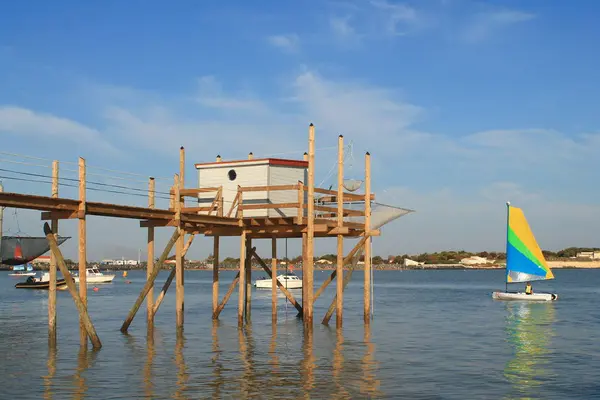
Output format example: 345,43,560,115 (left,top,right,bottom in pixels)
194,153,308,218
